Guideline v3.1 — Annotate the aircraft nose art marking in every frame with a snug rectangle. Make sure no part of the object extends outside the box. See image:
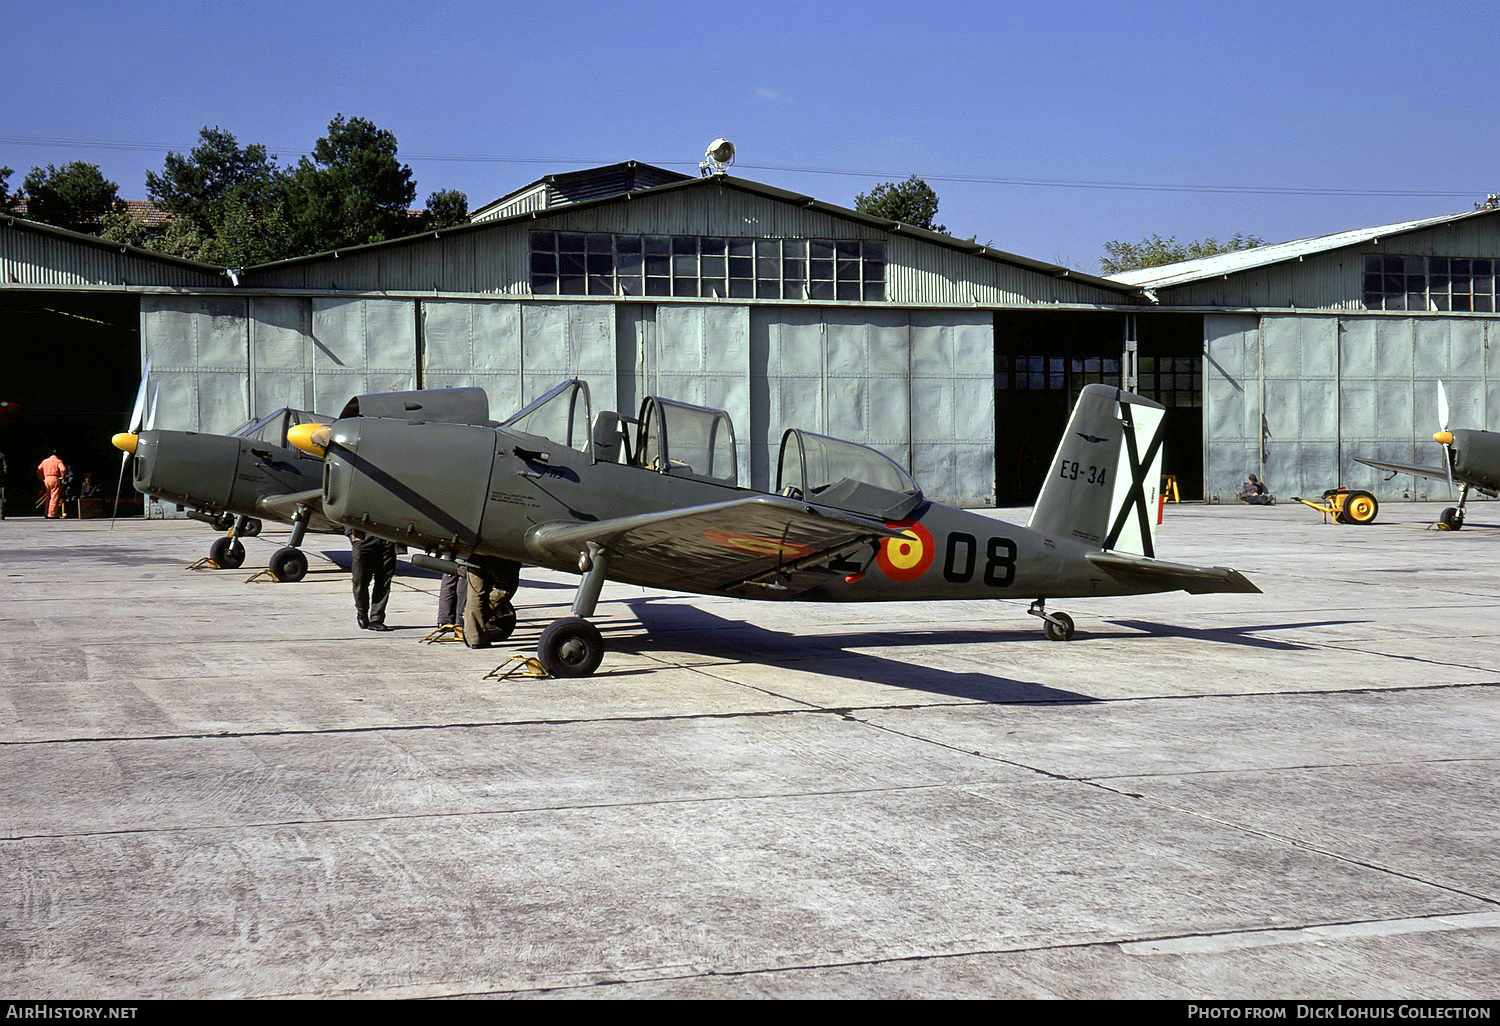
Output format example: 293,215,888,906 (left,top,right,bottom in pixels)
876,522,935,581
702,529,814,559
